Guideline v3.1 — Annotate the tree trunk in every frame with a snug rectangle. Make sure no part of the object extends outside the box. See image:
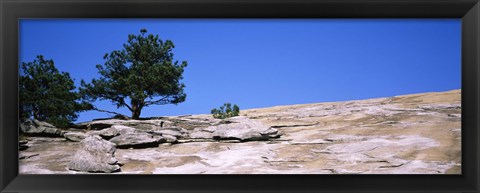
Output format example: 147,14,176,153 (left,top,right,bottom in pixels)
131,108,141,120
130,99,143,120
